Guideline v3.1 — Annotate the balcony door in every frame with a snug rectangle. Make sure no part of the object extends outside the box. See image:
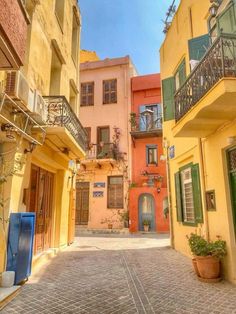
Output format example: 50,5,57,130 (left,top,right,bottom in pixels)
139,104,161,131
97,126,110,157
